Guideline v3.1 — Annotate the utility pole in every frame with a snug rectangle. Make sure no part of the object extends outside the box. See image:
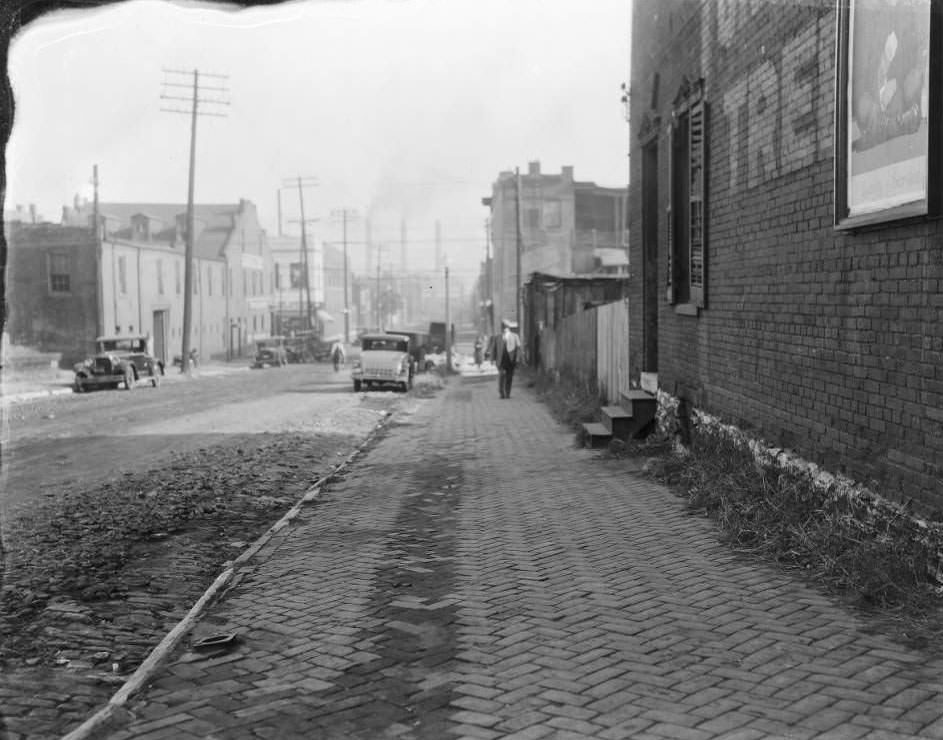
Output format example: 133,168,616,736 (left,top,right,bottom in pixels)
330,208,359,344
91,165,104,340
160,68,229,375
445,261,452,373
375,246,382,330
515,166,524,331
277,189,283,237
400,218,408,323
283,176,319,334
484,216,493,335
